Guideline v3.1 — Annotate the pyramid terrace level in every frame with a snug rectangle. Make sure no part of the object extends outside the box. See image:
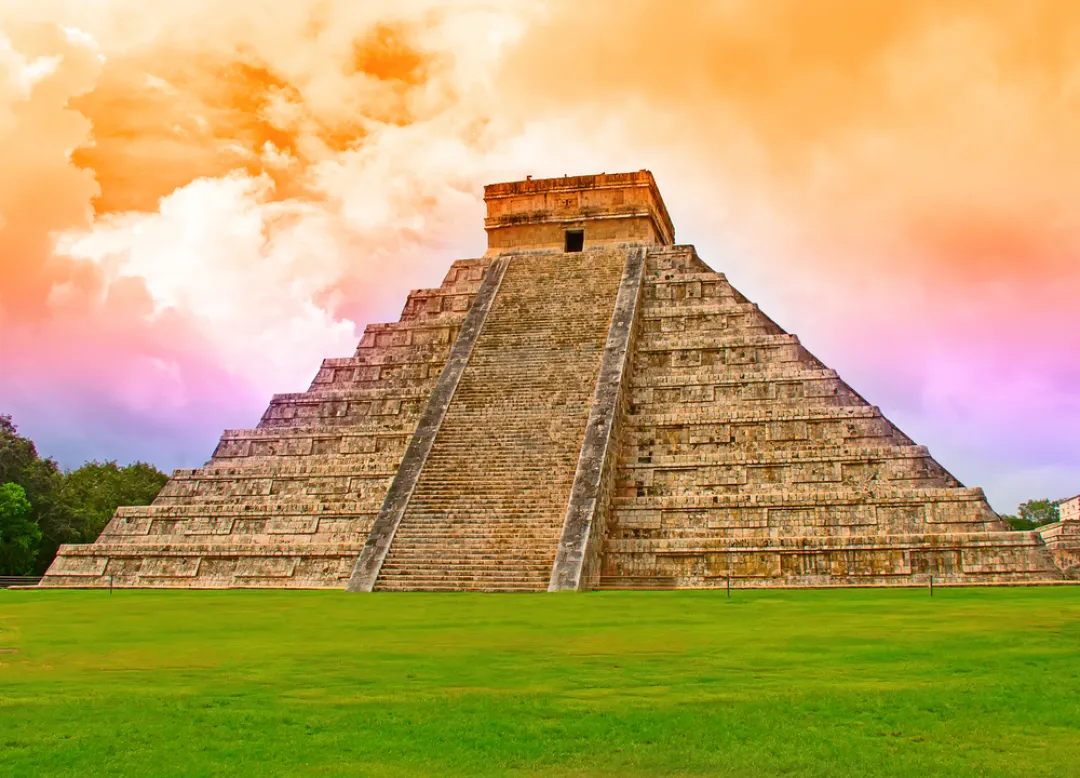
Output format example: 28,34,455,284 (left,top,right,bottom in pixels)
43,171,1073,590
